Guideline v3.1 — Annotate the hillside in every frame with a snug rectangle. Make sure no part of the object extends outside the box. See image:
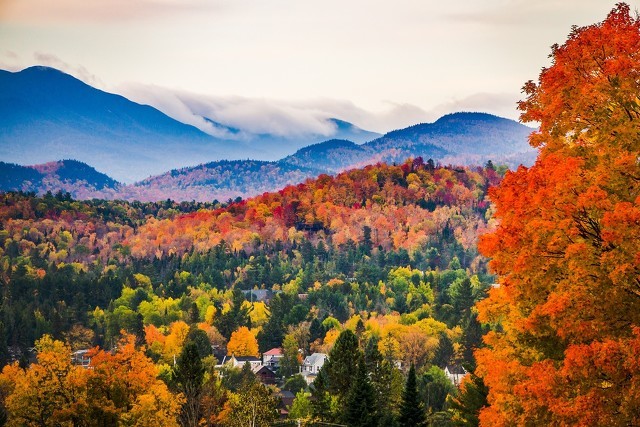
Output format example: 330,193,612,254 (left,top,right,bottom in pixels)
122,159,325,202
0,160,120,198
0,66,243,182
